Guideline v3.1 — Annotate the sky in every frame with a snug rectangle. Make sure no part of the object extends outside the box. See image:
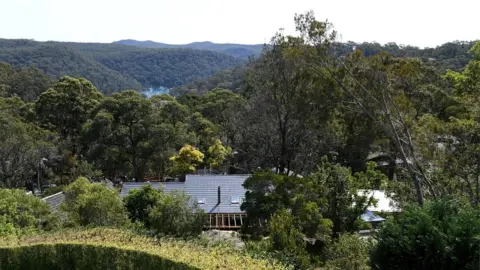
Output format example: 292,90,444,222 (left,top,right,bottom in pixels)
0,0,478,48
